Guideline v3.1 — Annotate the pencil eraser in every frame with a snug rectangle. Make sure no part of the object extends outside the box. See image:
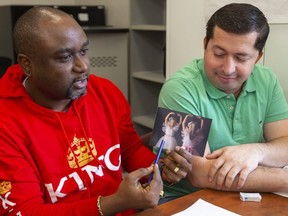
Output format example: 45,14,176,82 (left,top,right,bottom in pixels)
240,192,262,202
